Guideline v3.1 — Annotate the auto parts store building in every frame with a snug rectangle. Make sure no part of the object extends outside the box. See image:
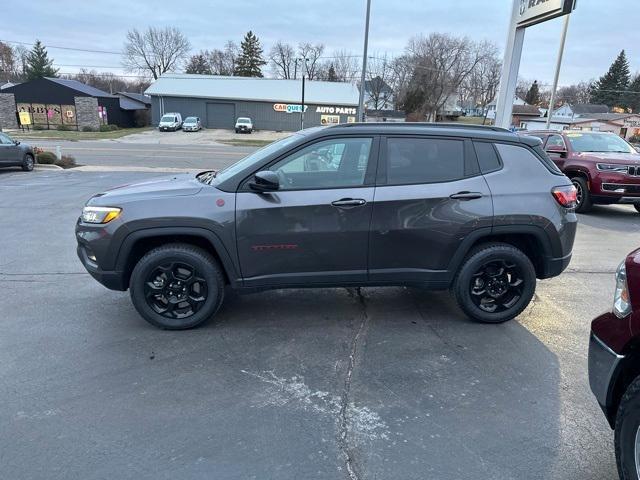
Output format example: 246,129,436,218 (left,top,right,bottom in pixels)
145,74,360,132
